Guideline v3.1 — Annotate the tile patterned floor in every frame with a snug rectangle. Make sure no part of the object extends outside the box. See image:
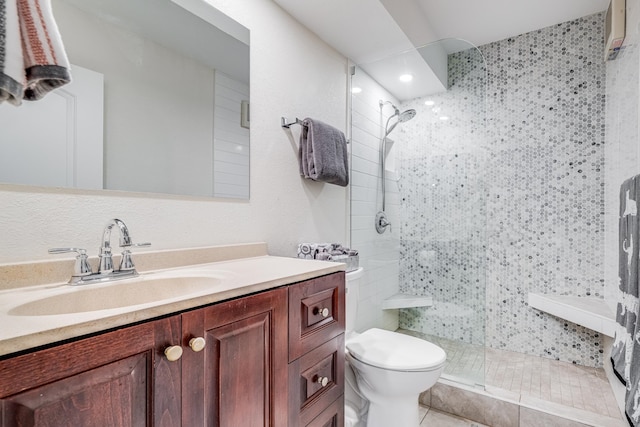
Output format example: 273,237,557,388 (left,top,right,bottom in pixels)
399,329,622,420
485,347,620,419
419,406,488,426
